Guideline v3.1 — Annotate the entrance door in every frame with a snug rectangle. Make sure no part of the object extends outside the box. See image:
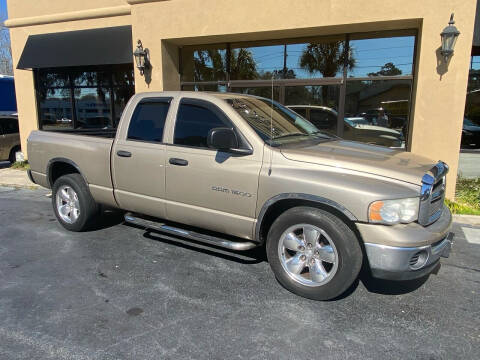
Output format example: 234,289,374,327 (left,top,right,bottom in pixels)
165,98,262,239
